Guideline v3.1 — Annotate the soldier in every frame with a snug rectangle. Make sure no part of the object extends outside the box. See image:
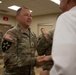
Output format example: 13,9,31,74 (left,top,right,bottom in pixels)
36,28,54,75
1,6,45,75
0,30,3,41
0,30,3,46
0,30,3,56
